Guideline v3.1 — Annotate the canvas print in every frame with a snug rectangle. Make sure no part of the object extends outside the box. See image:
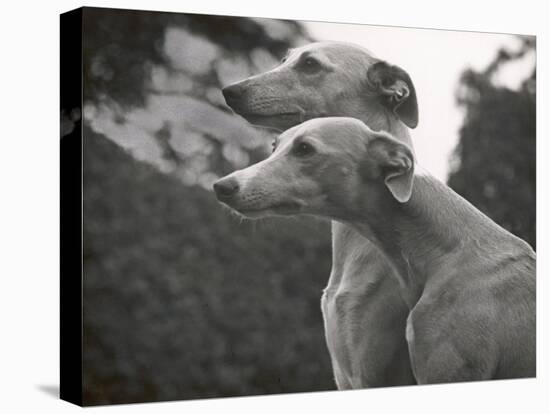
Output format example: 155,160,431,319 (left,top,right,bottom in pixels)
60,6,536,406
